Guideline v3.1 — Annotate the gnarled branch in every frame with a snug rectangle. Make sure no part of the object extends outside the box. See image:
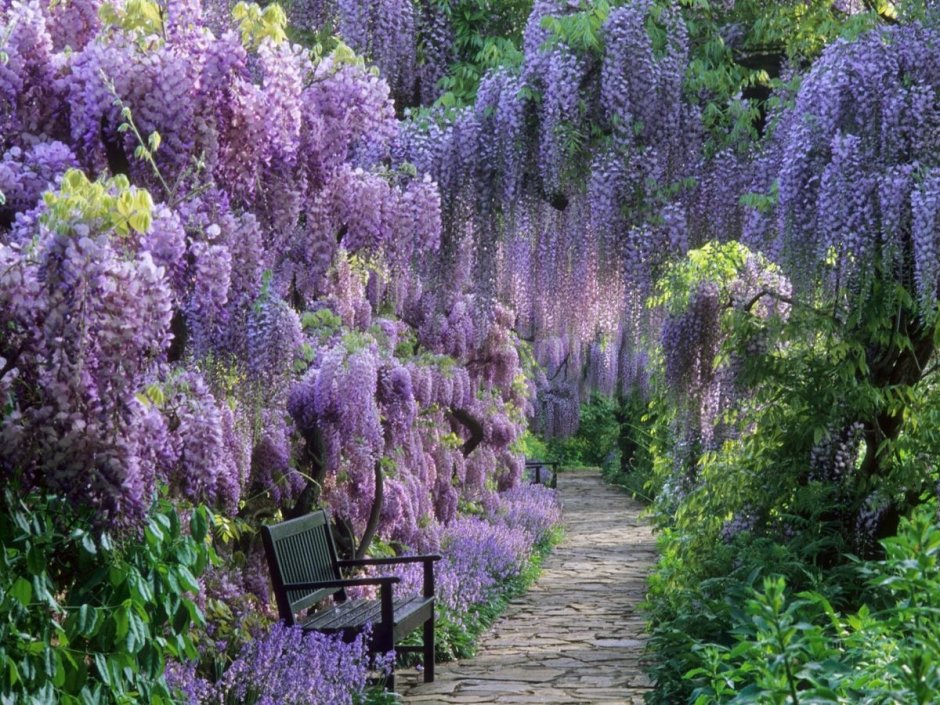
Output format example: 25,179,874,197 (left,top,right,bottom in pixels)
447,407,485,457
